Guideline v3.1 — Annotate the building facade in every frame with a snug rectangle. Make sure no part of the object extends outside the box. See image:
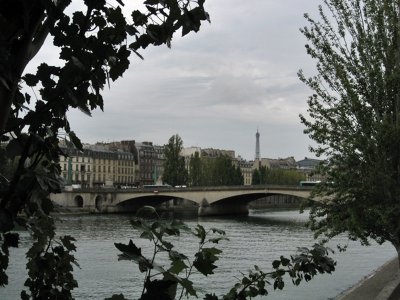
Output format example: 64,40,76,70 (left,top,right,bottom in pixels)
136,141,156,185
59,145,93,188
296,157,324,181
236,156,254,186
59,142,136,188
259,157,296,169
153,144,165,185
